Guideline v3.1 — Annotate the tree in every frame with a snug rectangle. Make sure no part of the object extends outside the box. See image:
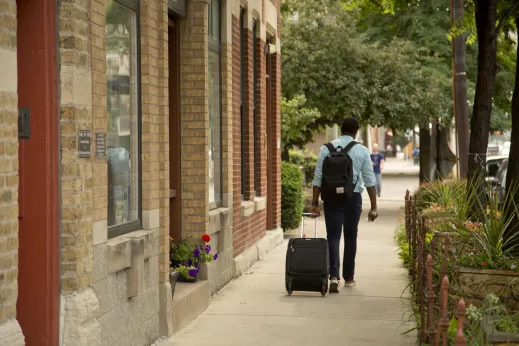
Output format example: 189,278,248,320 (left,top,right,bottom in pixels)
282,0,447,137
281,95,321,160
